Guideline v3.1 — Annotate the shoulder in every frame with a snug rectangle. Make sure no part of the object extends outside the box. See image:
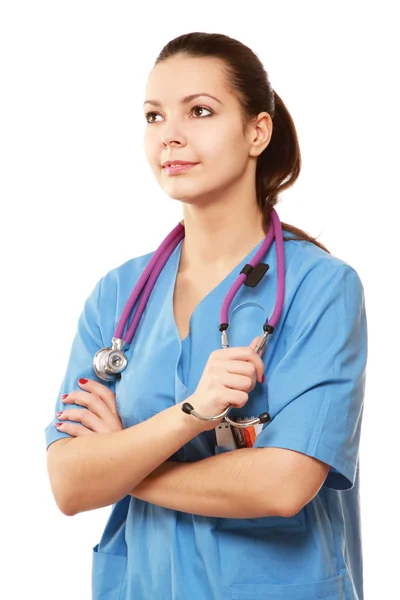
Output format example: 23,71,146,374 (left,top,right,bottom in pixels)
80,248,159,346
283,234,363,286
97,248,157,300
281,236,365,324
